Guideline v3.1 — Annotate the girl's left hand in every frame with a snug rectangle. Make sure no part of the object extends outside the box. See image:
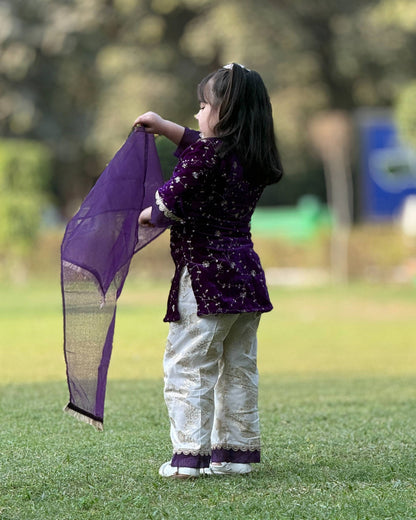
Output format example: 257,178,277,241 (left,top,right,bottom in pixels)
133,112,165,134
139,206,153,227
